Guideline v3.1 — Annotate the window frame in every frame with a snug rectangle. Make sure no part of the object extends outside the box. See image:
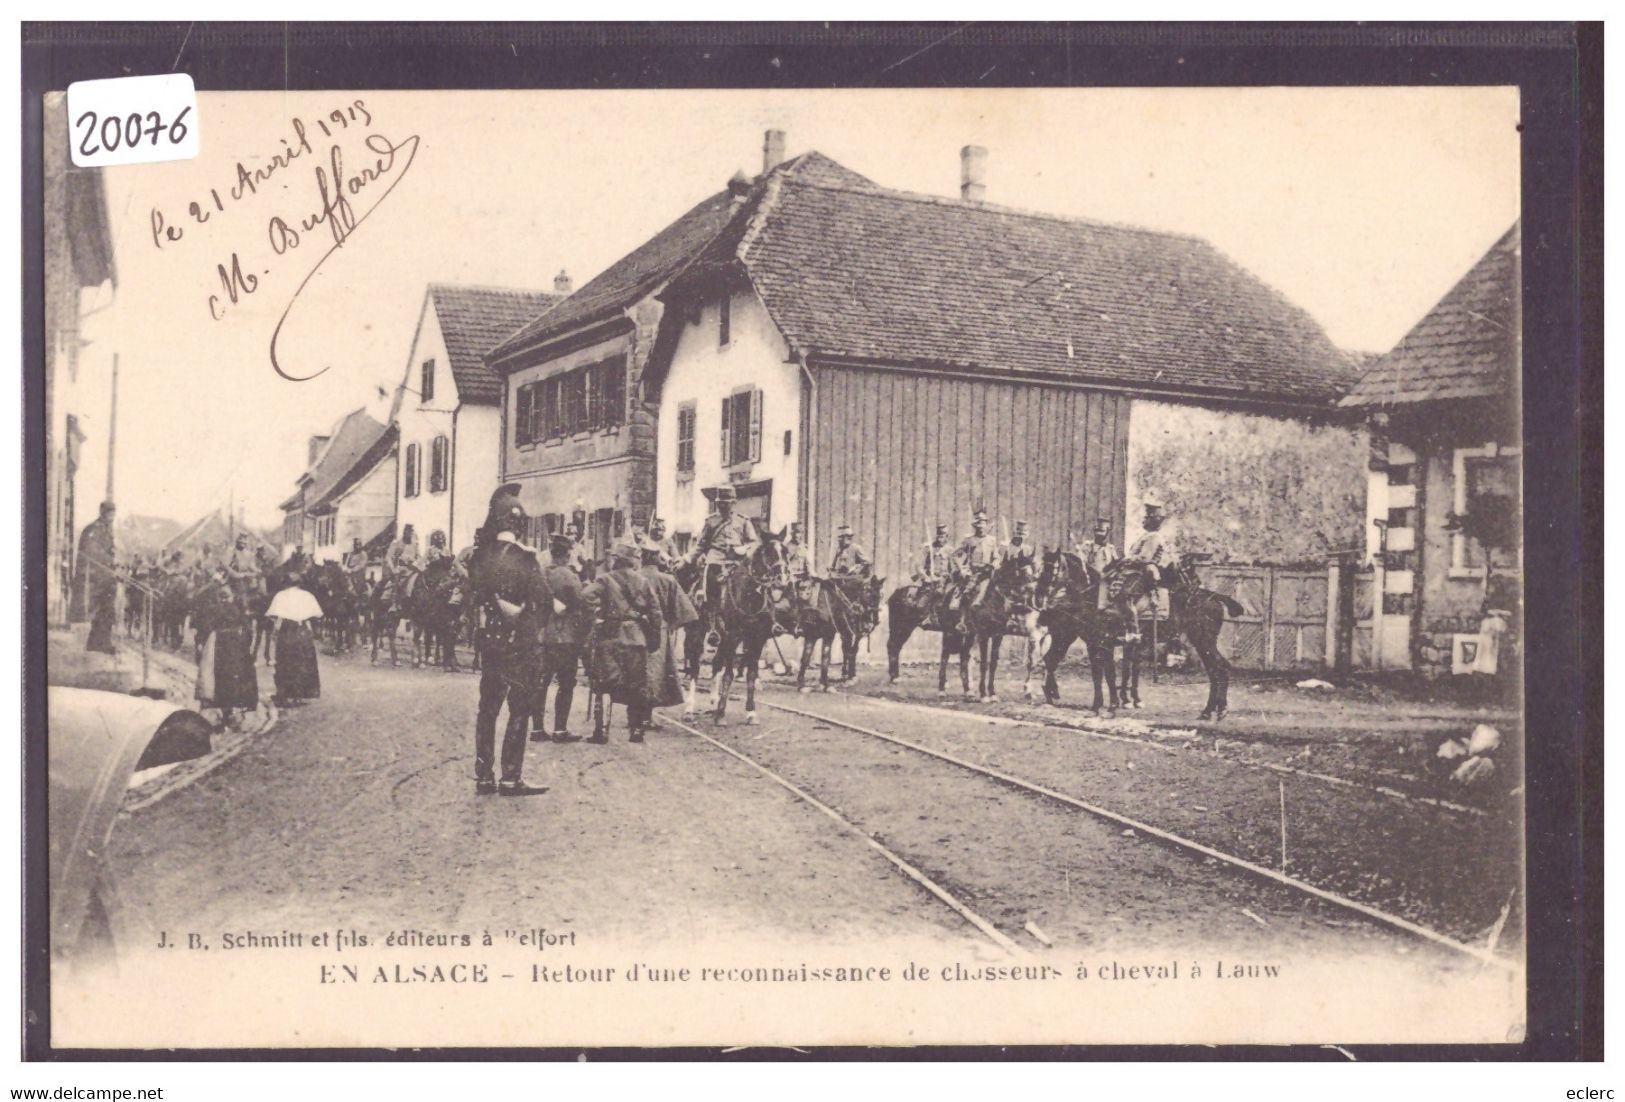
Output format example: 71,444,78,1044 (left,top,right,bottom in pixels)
1449,442,1522,578
514,382,537,447
429,435,449,494
403,441,420,498
676,401,697,476
420,358,435,403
